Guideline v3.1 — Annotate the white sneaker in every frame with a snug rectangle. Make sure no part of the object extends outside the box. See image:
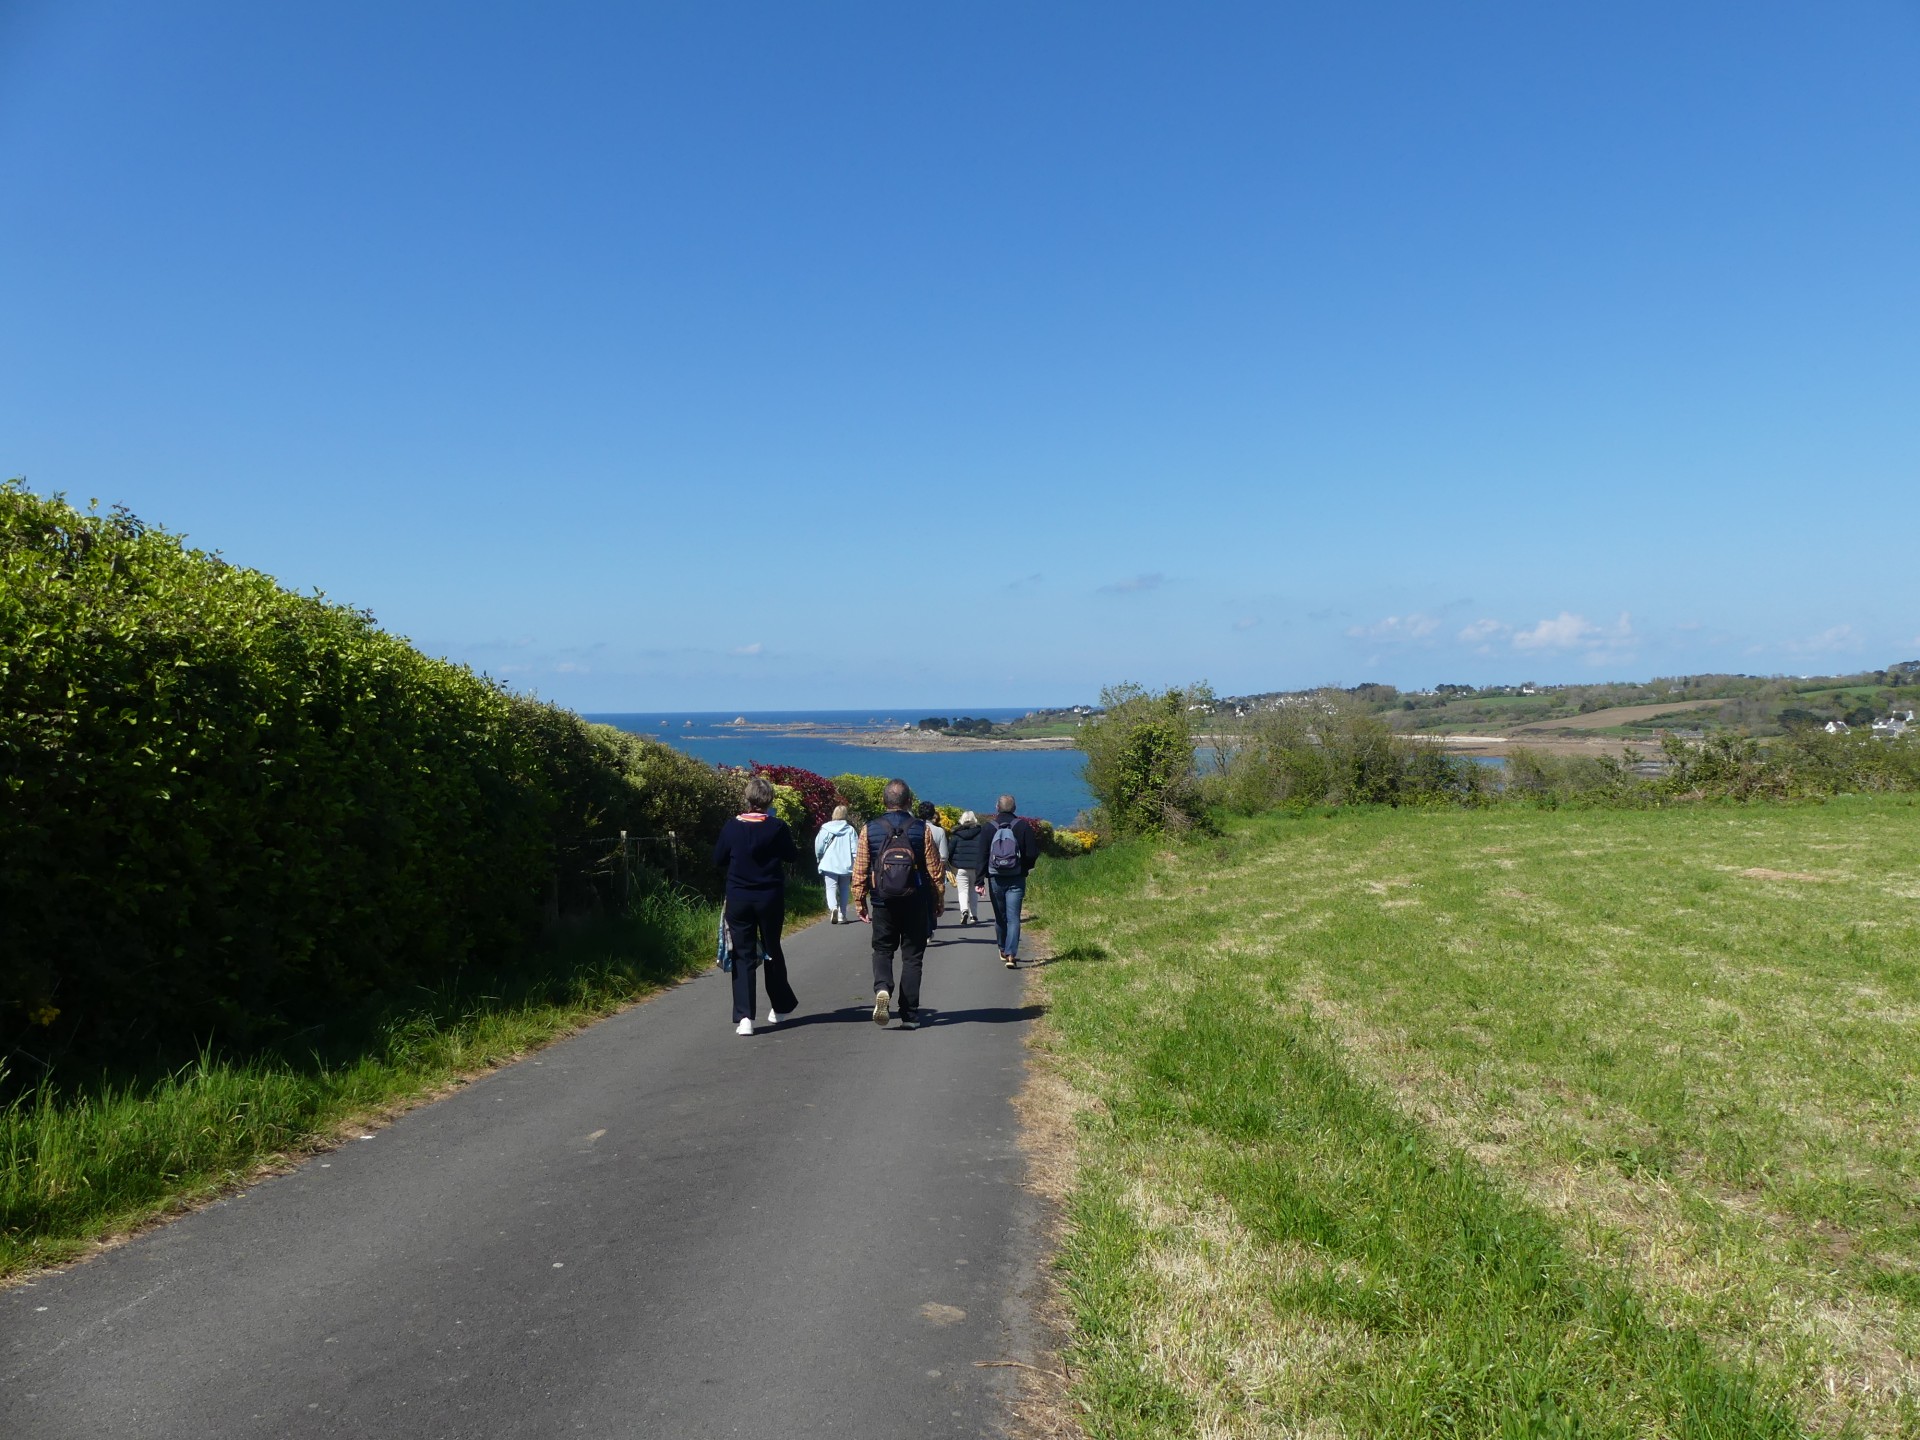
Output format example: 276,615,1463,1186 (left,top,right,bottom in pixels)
735,1018,754,1036
767,1006,794,1024
872,990,891,1026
